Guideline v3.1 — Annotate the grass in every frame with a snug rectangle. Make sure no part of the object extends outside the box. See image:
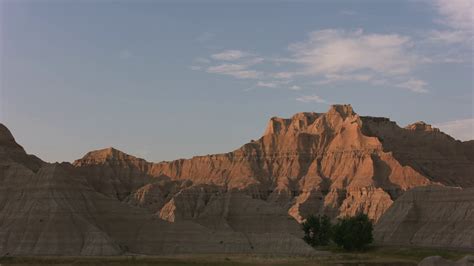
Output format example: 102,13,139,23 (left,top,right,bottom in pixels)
362,246,472,262
0,247,471,266
318,244,472,264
